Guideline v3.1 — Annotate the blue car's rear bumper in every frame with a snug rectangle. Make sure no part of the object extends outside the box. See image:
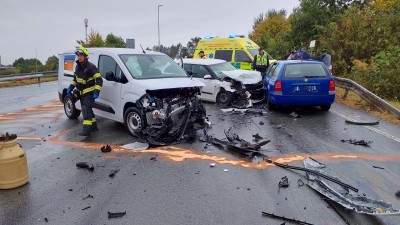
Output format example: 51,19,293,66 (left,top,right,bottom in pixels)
270,93,335,106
